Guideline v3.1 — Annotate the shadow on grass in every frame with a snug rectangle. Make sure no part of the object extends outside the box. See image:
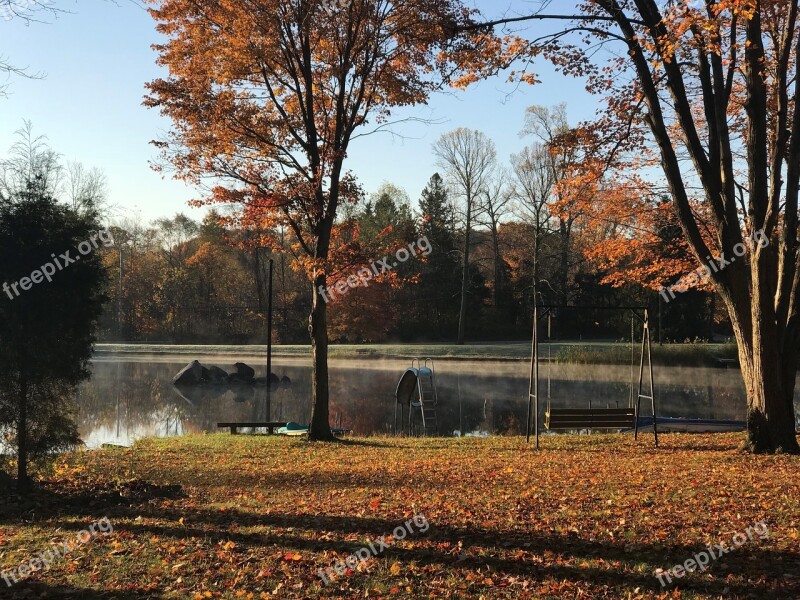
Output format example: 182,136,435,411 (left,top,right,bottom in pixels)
30,502,800,599
0,479,185,523
3,581,162,599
